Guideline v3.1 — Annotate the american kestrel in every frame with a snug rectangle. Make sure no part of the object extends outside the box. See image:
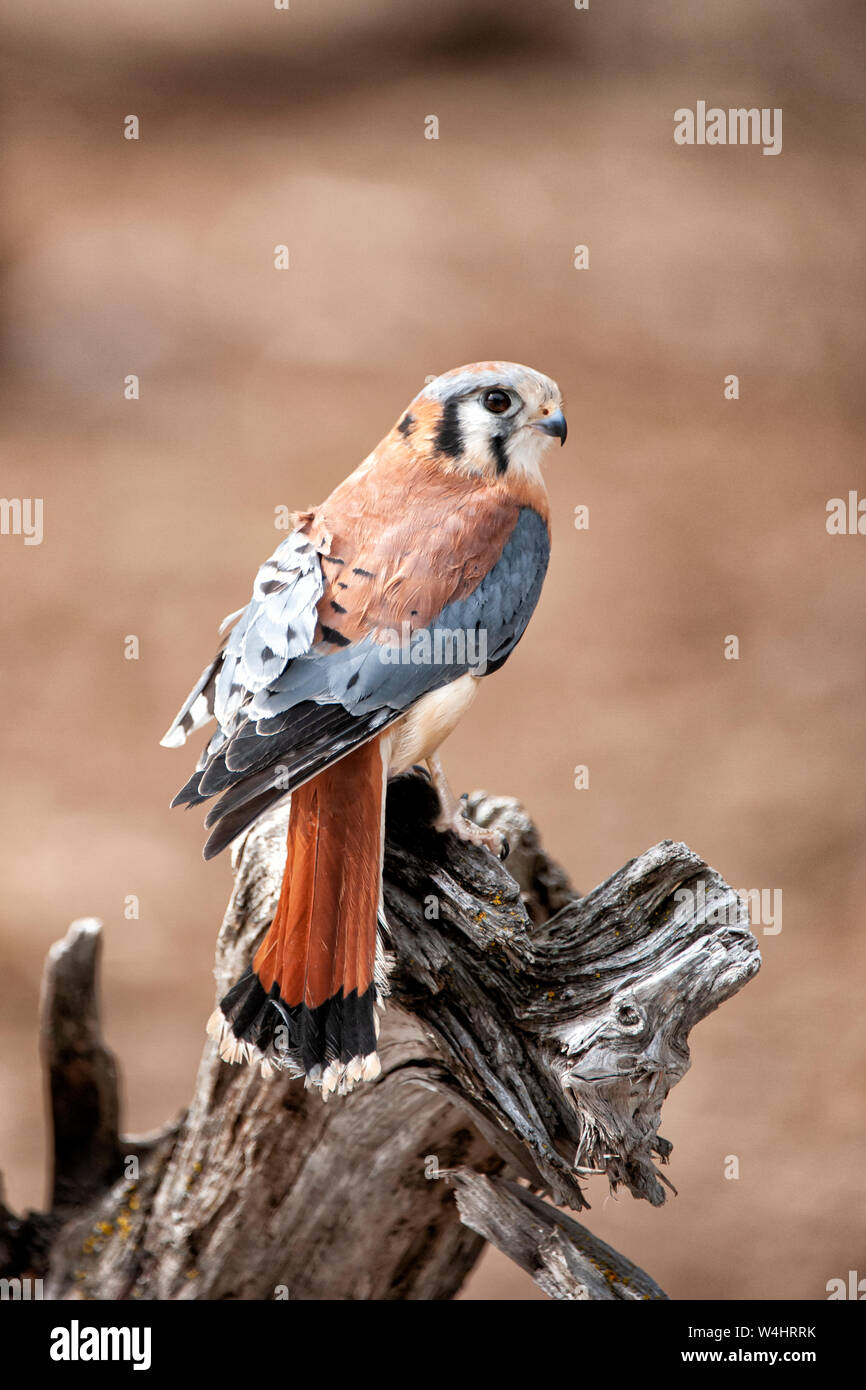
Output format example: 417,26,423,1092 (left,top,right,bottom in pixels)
163,362,566,1096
